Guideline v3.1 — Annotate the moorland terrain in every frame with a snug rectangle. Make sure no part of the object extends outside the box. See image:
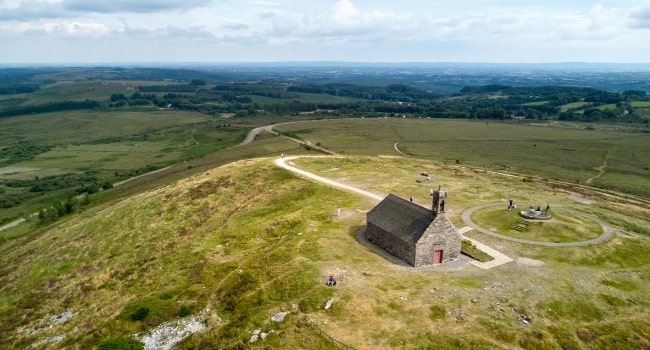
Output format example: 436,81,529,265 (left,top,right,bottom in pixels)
0,65,649,349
